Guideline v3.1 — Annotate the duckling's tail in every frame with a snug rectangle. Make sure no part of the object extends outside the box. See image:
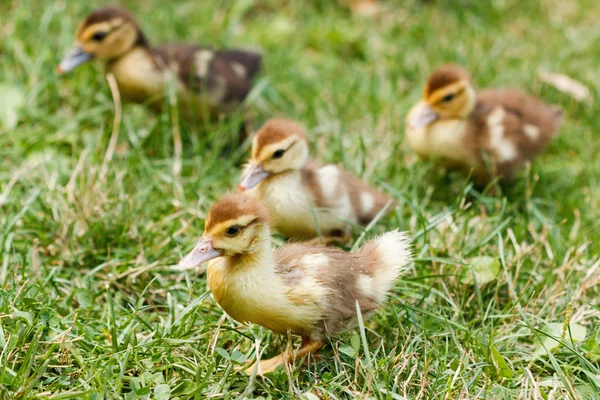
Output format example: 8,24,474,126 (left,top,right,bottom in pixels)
359,230,412,304
223,49,262,79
